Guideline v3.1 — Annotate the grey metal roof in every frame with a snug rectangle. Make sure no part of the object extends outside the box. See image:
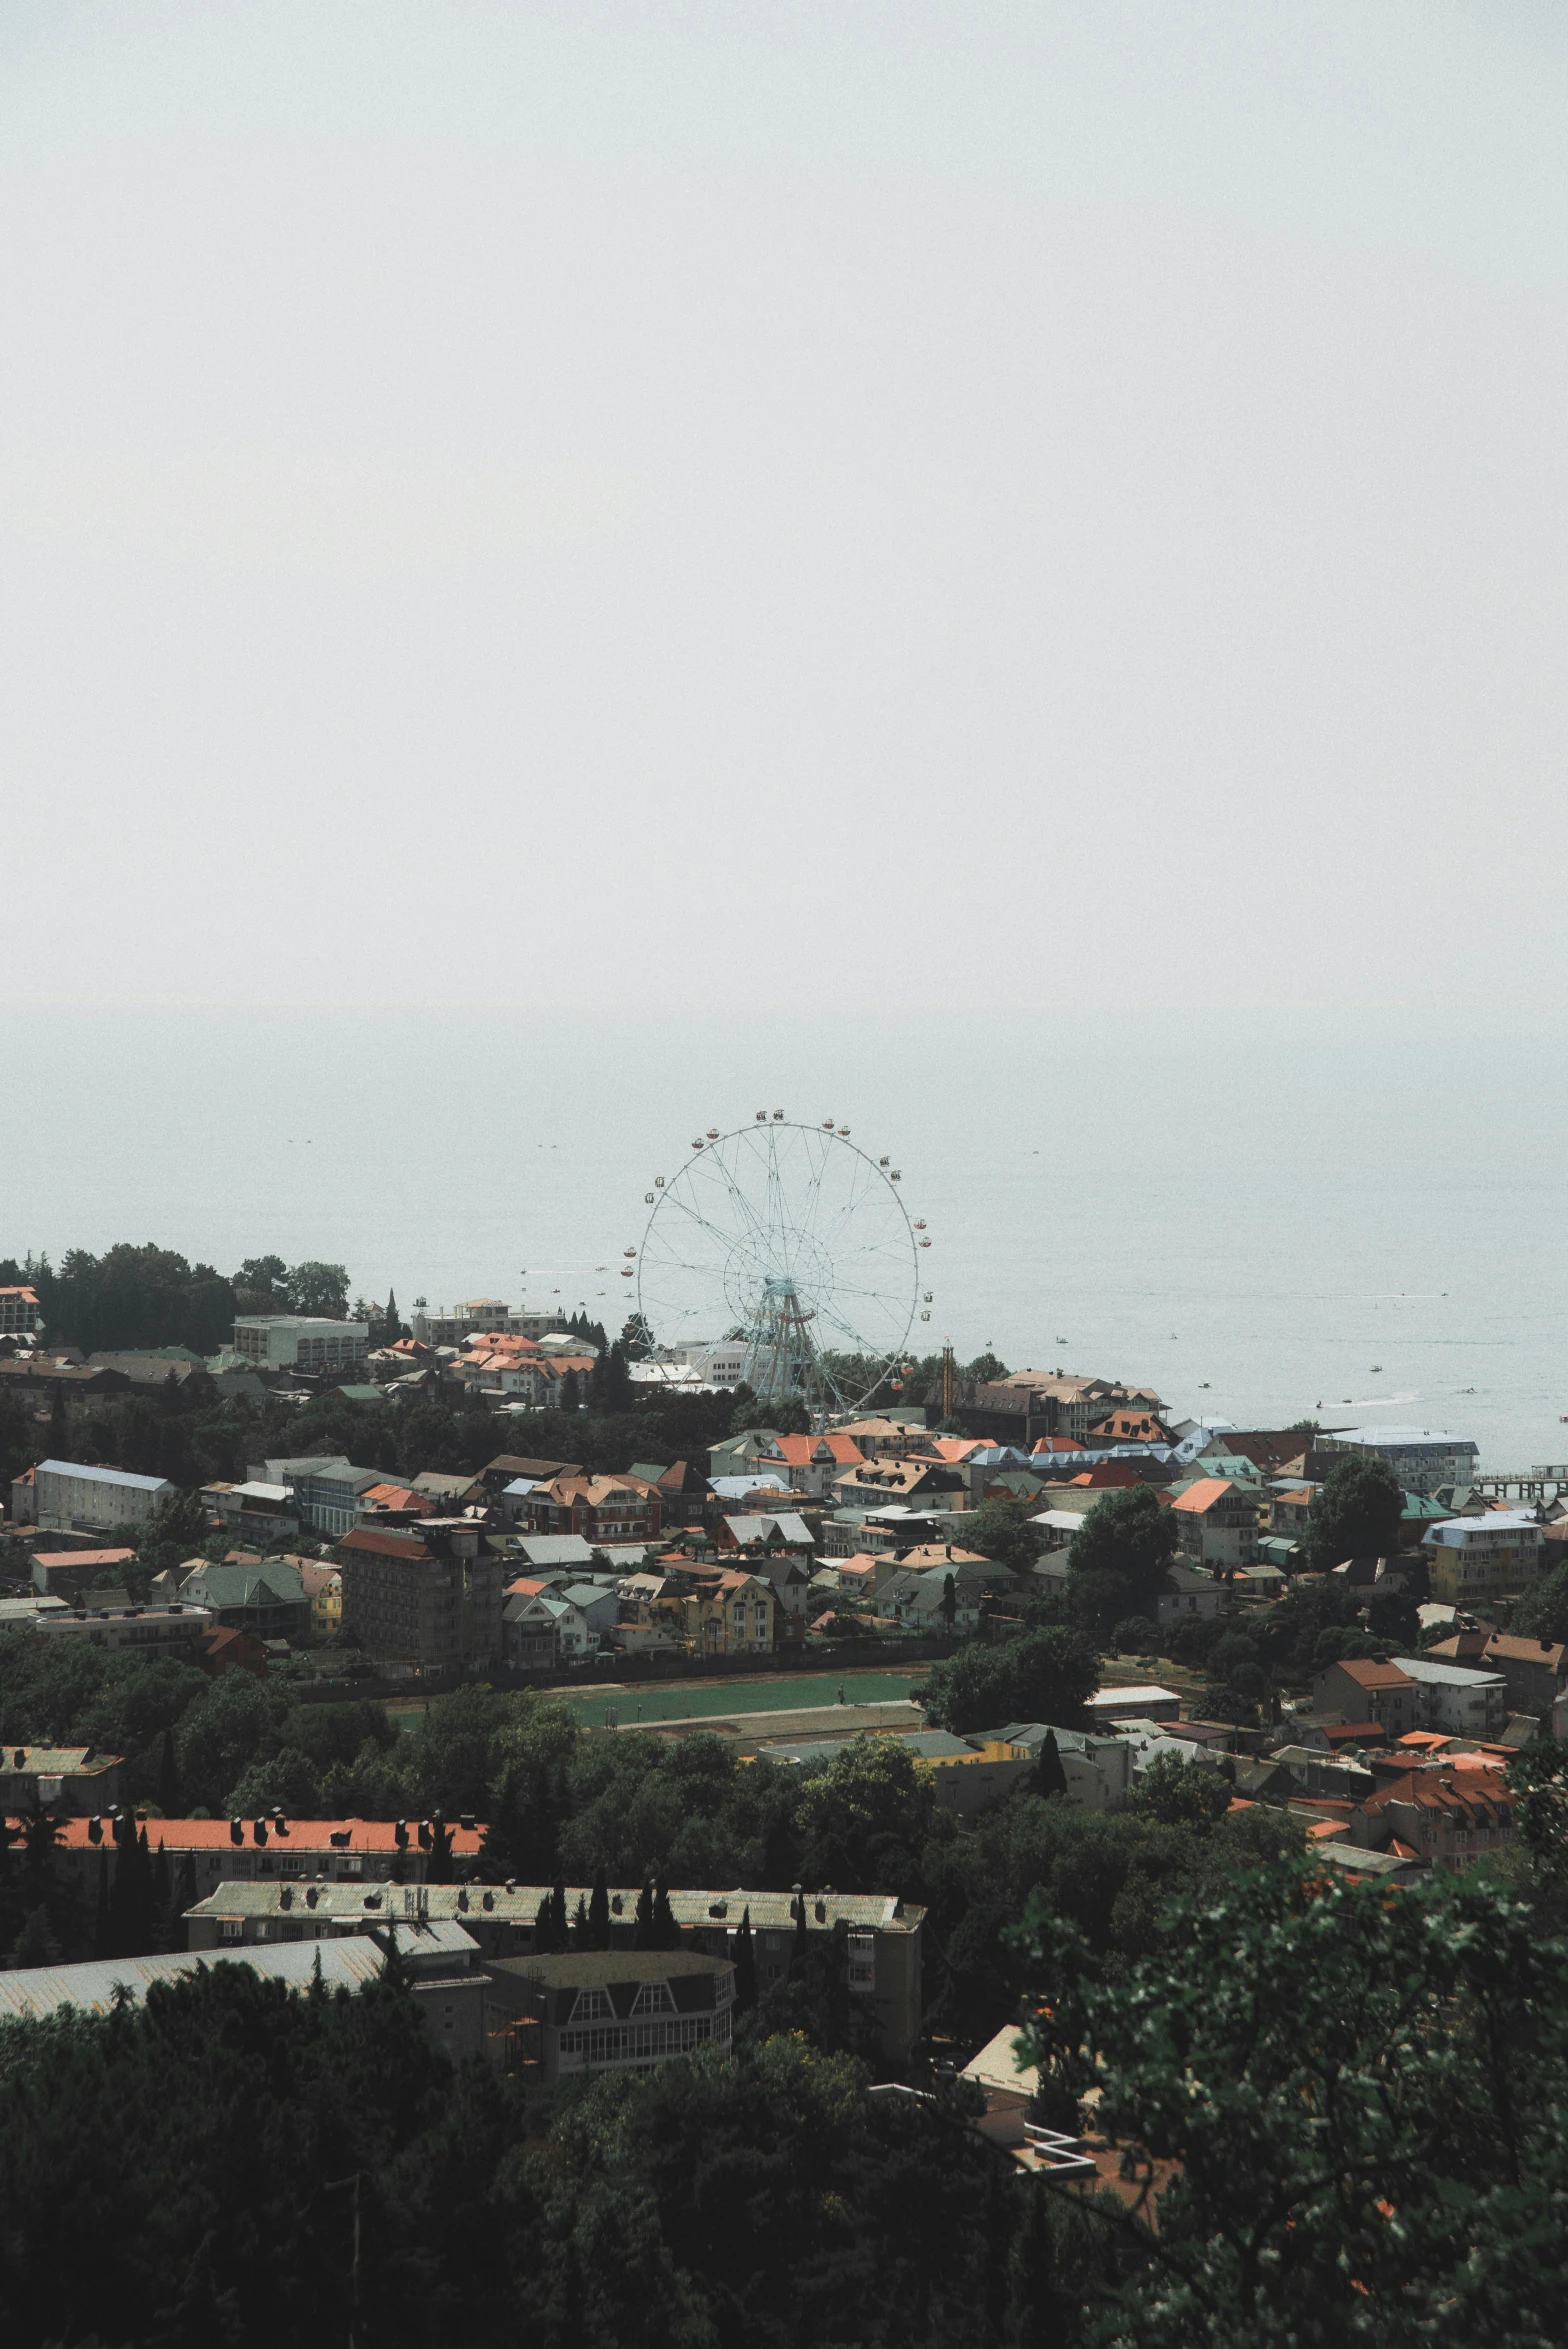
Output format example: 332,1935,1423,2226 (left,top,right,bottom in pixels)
511,1534,596,1565
0,1935,388,2020
186,1879,916,1932
35,1459,172,1493
1391,1654,1505,1689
